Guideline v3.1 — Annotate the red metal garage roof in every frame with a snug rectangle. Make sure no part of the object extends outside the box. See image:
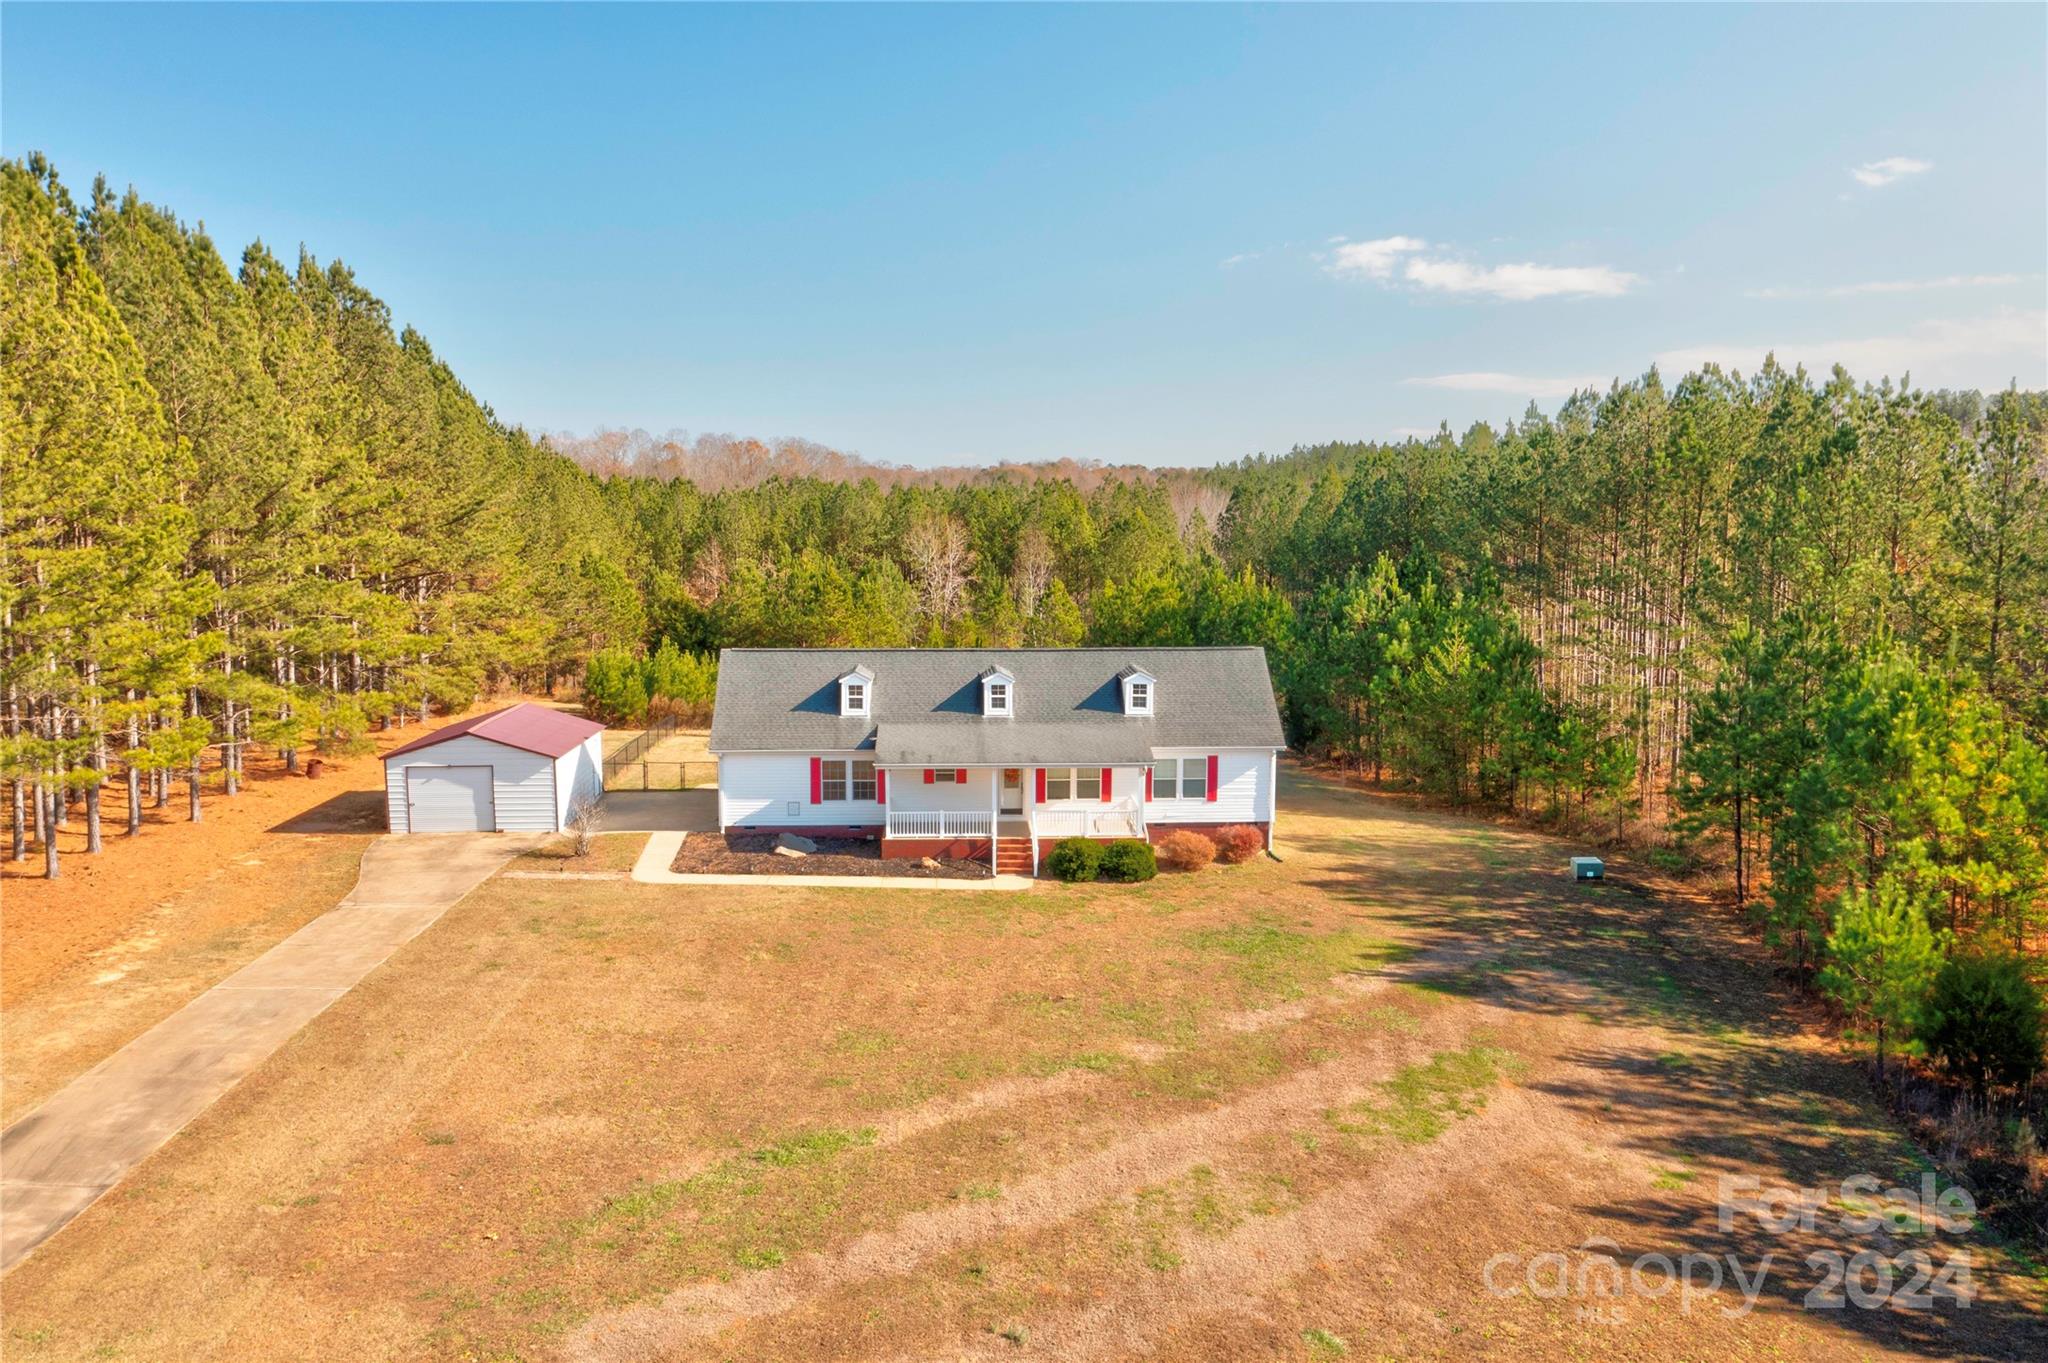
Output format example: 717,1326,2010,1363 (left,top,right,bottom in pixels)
382,703,605,762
